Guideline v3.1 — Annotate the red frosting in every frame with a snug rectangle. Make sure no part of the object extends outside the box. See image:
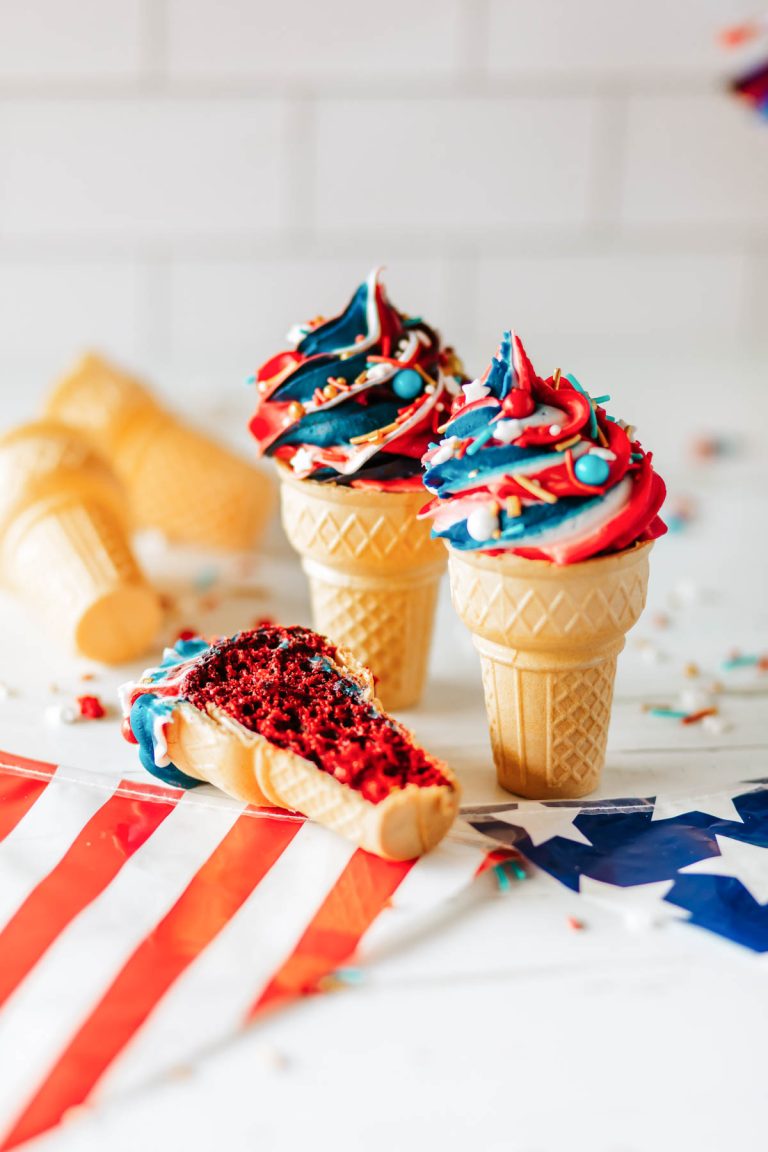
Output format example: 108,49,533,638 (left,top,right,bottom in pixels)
180,626,452,804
